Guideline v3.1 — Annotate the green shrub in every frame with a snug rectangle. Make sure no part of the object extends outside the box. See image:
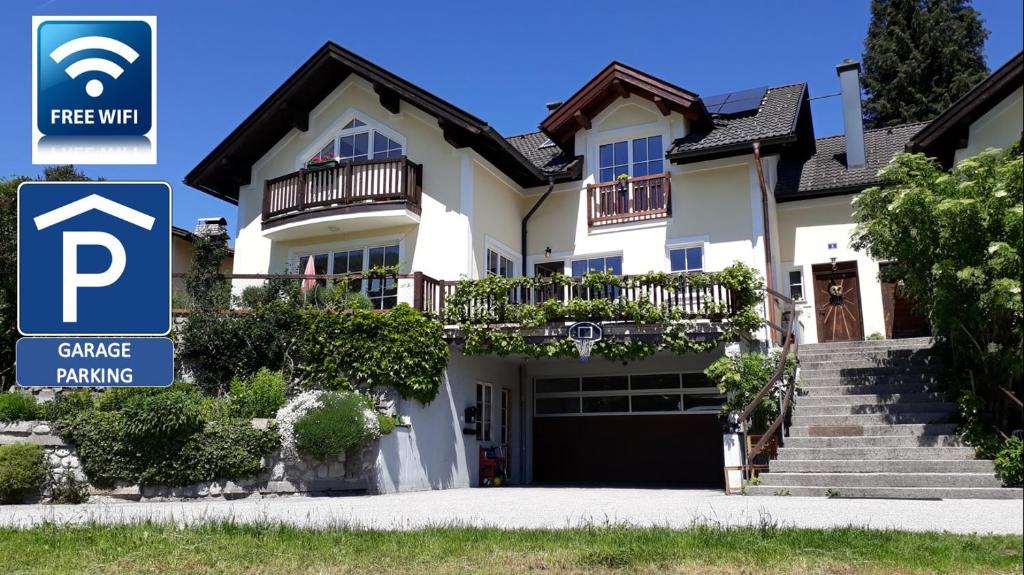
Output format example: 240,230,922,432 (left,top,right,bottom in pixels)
378,414,397,435
48,471,89,504
225,369,287,419
293,392,380,460
0,443,46,503
994,437,1023,487
45,391,94,429
138,419,280,487
0,393,42,422
121,387,205,442
706,351,797,433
